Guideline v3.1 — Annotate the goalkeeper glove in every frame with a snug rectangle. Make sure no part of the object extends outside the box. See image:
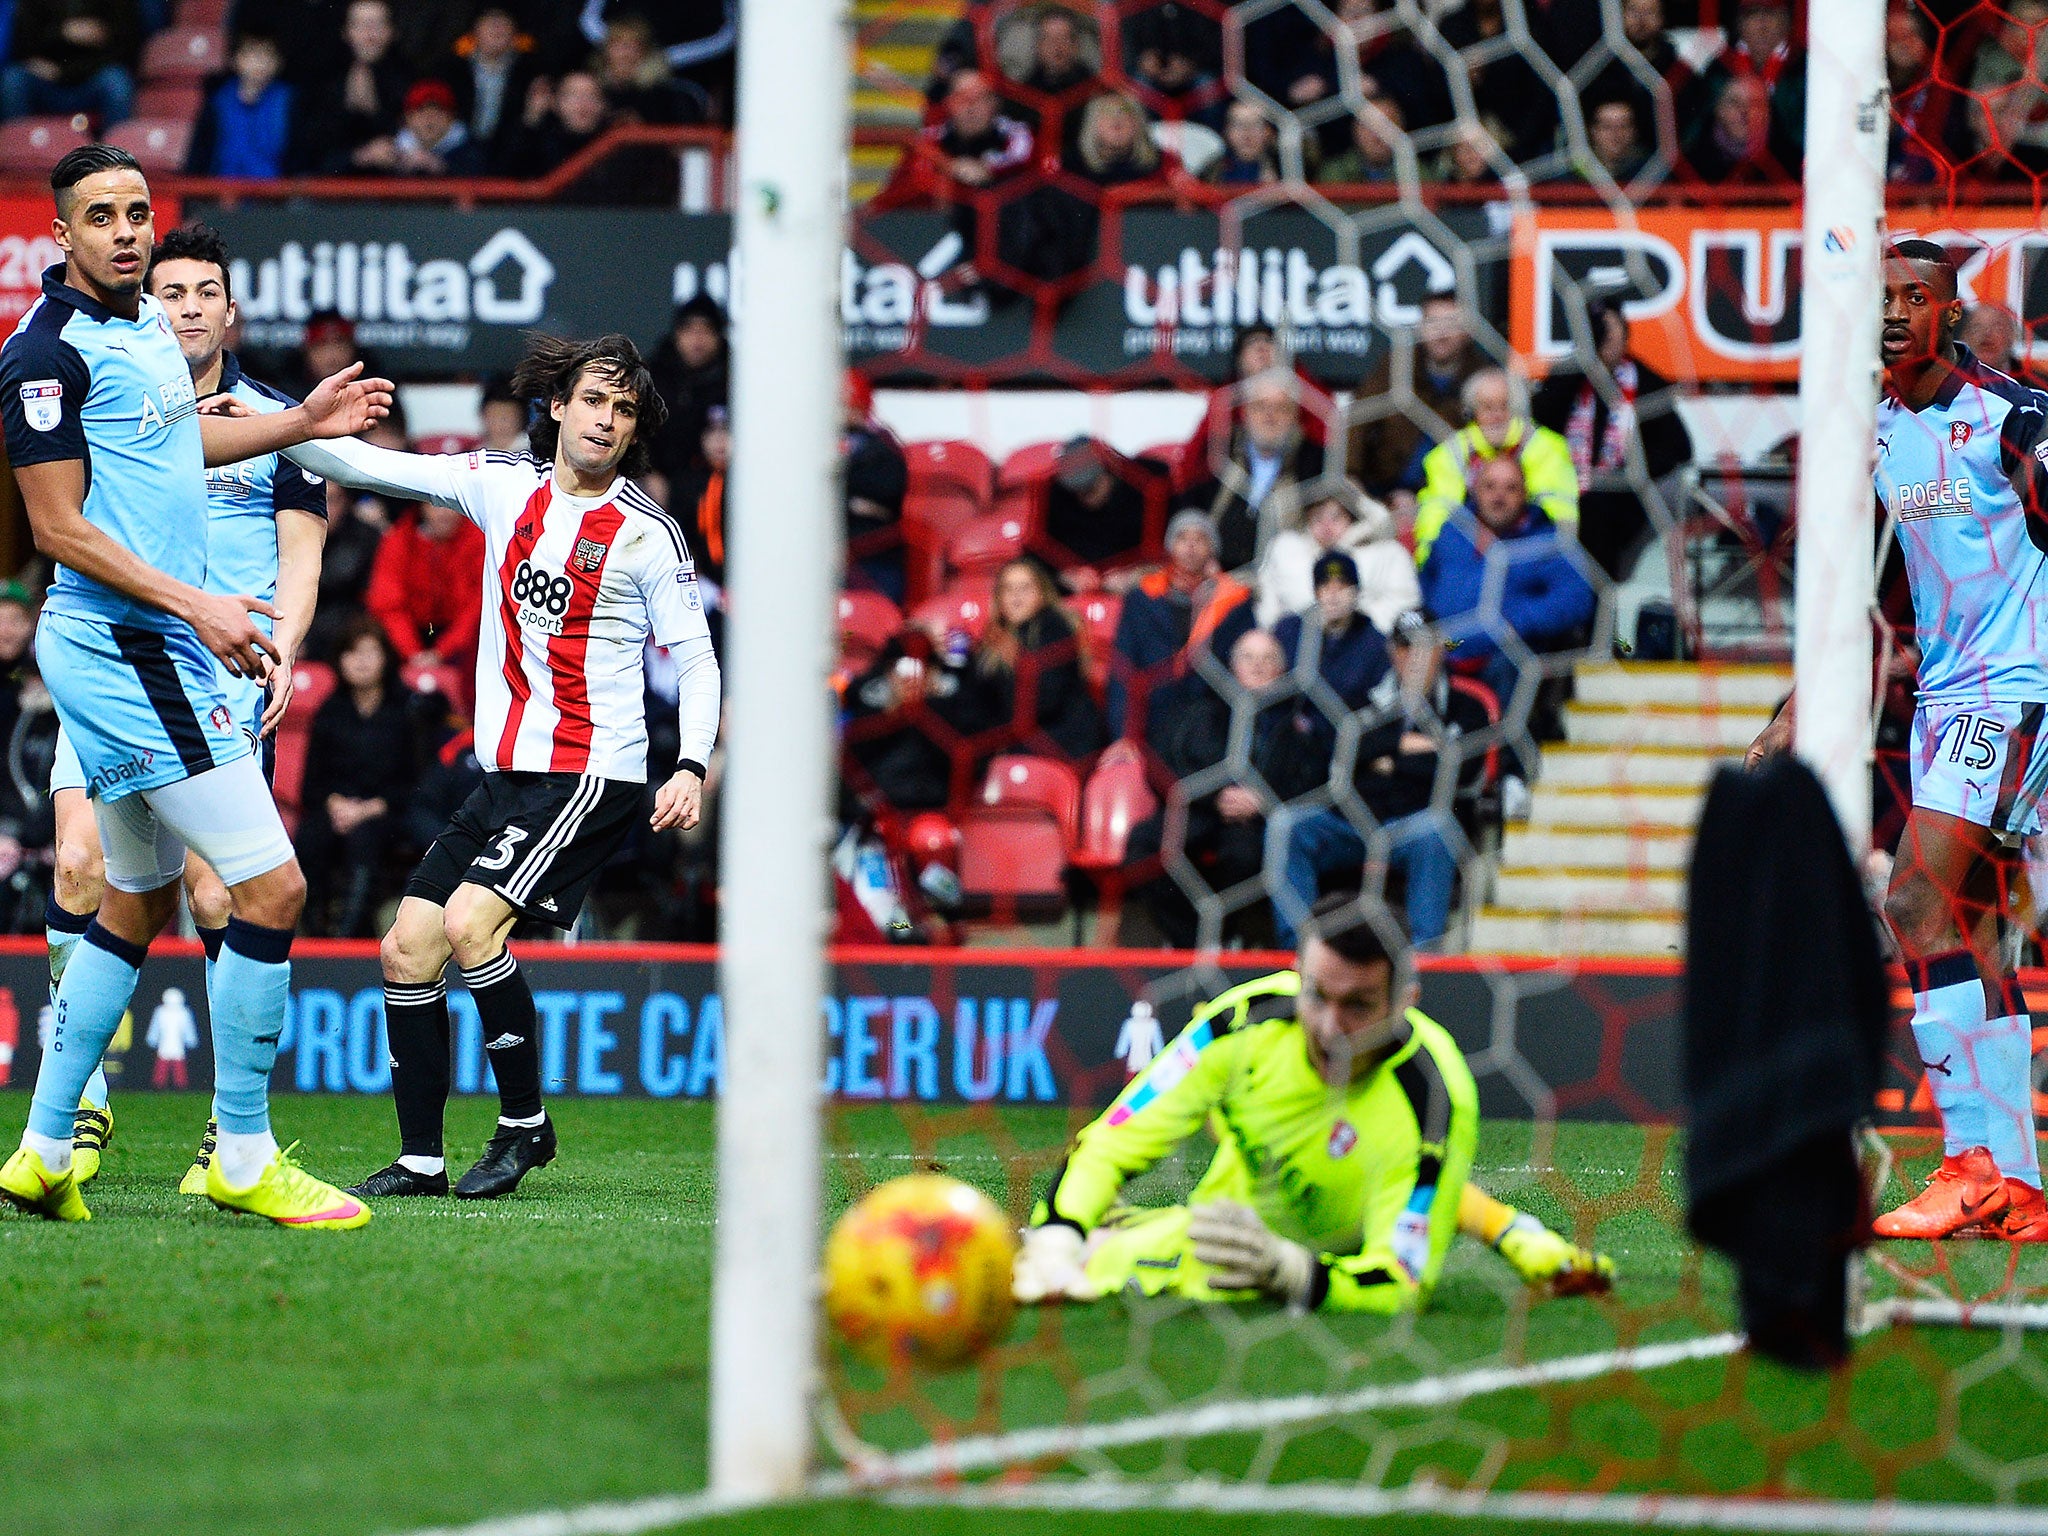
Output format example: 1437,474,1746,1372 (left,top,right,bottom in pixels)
1189,1199,1319,1309
1012,1221,1097,1303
